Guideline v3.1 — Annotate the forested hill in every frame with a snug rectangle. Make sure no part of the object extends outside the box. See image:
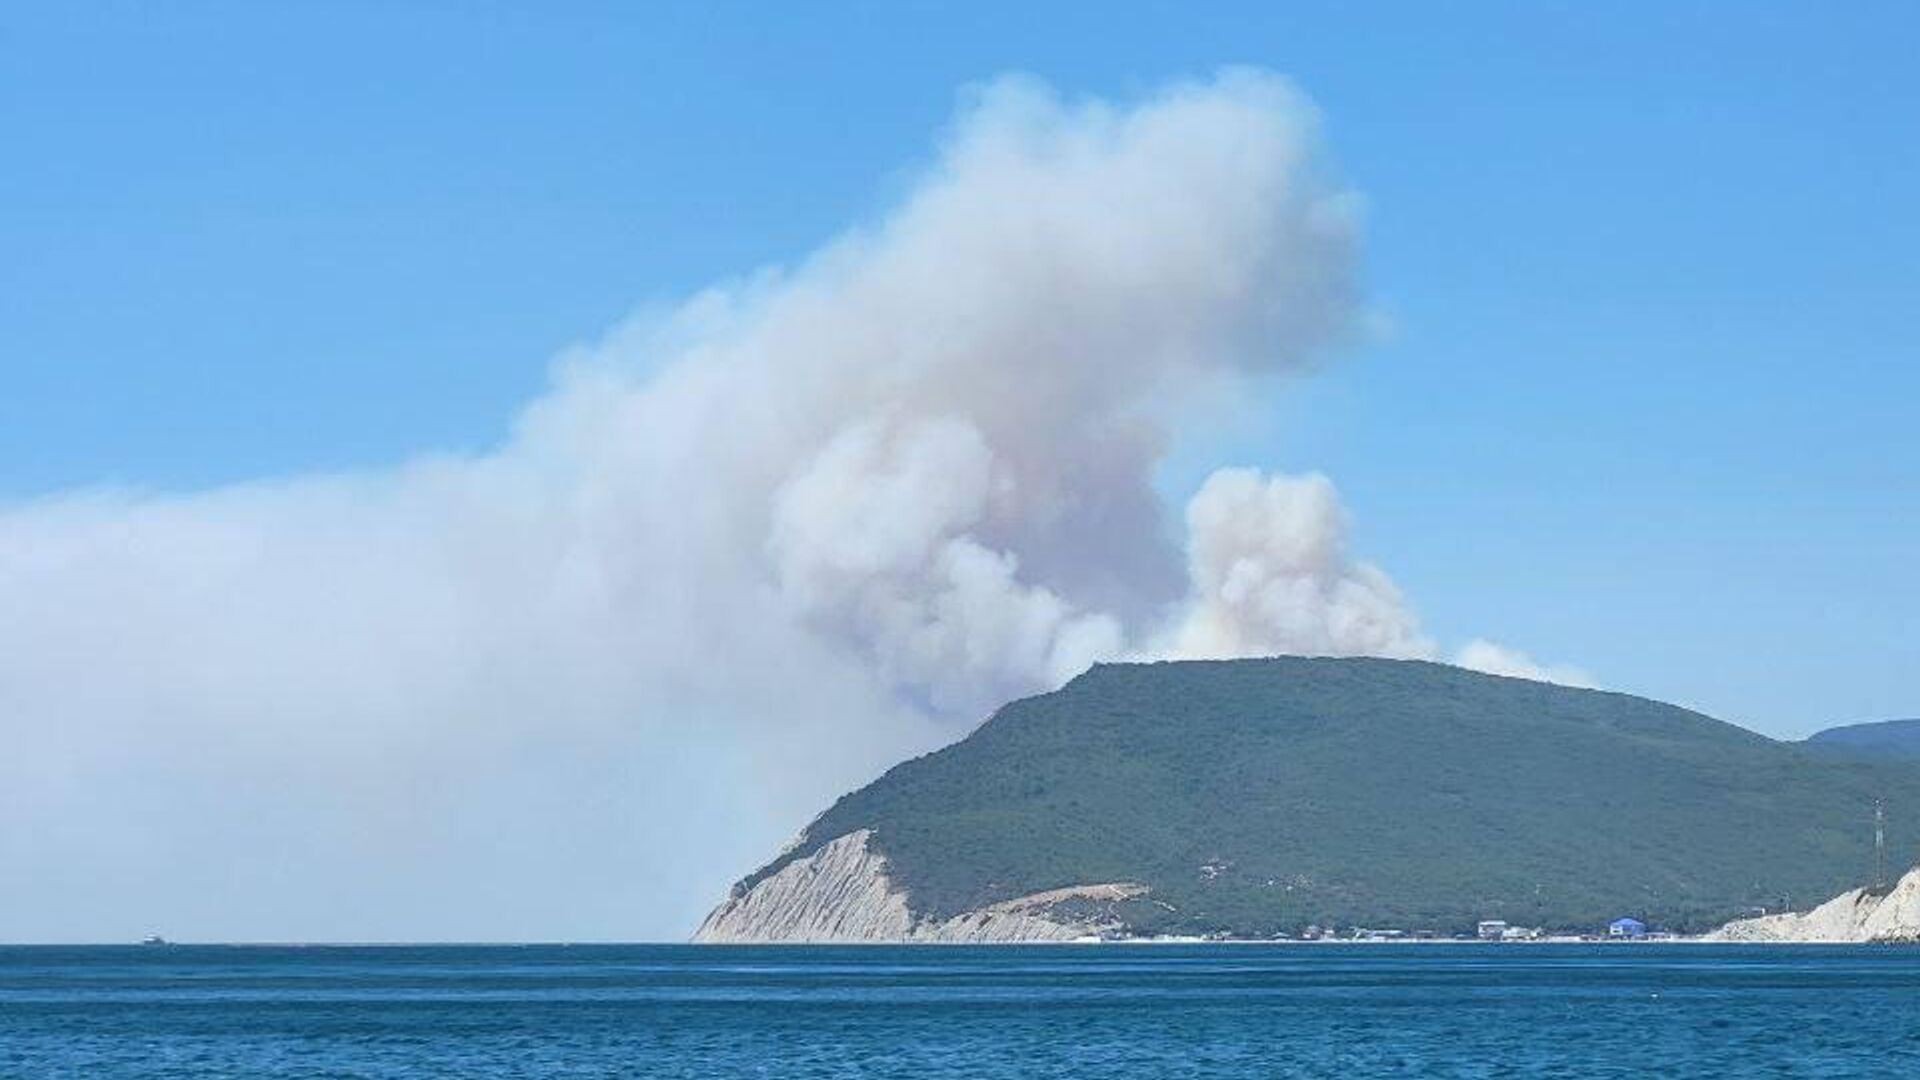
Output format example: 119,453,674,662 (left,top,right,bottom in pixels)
731,658,1920,936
